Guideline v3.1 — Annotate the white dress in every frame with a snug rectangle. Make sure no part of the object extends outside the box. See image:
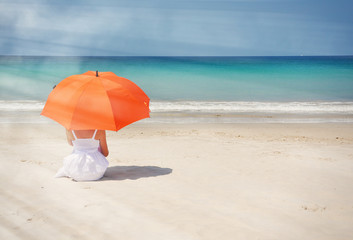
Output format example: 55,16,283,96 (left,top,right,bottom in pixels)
55,130,109,181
